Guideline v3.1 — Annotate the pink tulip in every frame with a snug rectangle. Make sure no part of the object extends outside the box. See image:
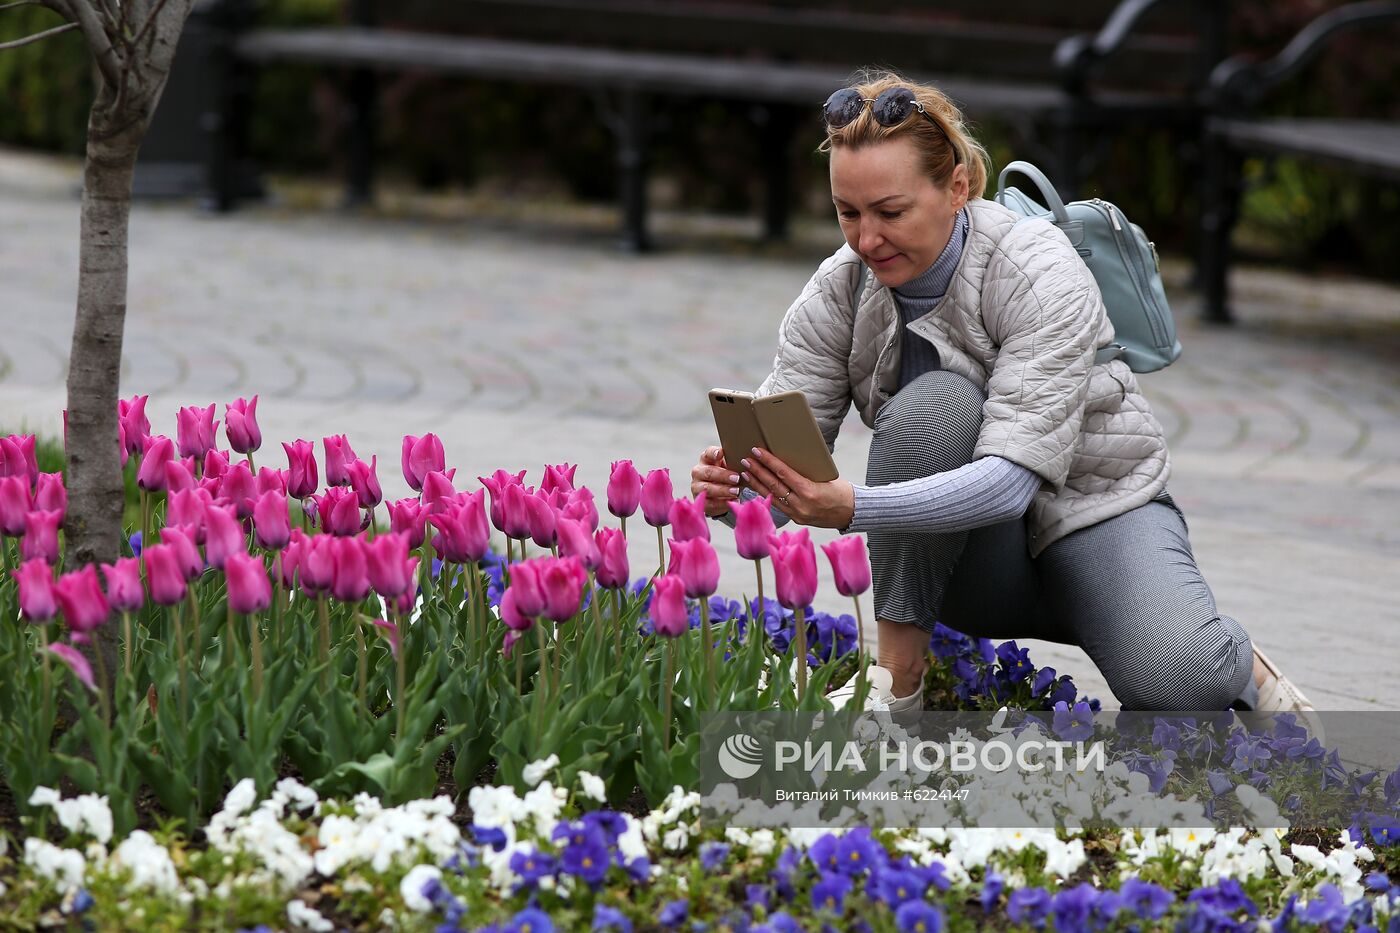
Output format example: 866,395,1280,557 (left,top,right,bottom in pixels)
0,475,31,537
225,396,262,454
420,469,458,515
166,487,212,538
21,510,62,565
768,527,812,551
542,463,577,495
322,435,357,487
347,457,383,509
0,435,37,484
525,493,559,549
372,618,401,657
325,536,368,603
400,433,446,492
256,467,288,496
771,534,818,610
253,490,291,550
557,516,600,570
650,575,690,637
479,468,527,533
101,557,145,613
388,497,429,551
668,493,710,542
219,461,259,519
507,560,547,618
499,588,534,632
176,404,219,460
539,556,588,623
366,532,417,598
607,460,642,519
33,473,66,520
224,551,272,614
203,504,246,569
137,435,175,492
822,536,872,597
203,448,230,481
299,535,336,597
12,558,57,621
731,495,777,560
161,524,206,581
117,395,150,456
429,491,490,564
562,486,600,532
164,457,196,494
501,482,534,540
282,440,319,499
143,543,189,605
667,537,721,598
594,527,630,590
46,643,95,692
277,530,307,587
54,565,110,643
640,469,672,527
542,486,571,513
316,486,363,537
